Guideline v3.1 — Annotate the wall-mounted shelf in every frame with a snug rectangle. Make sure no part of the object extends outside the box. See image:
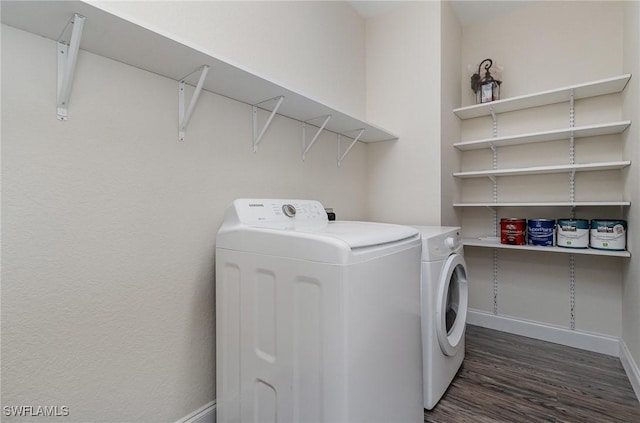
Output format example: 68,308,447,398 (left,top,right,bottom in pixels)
0,0,398,144
453,74,631,120
464,238,631,258
453,161,631,179
454,121,631,151
454,201,631,207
